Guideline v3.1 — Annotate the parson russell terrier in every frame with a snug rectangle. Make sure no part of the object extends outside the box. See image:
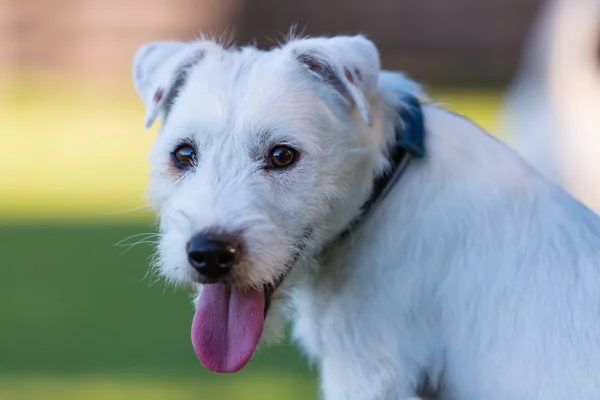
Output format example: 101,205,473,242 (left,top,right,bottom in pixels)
132,34,600,399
